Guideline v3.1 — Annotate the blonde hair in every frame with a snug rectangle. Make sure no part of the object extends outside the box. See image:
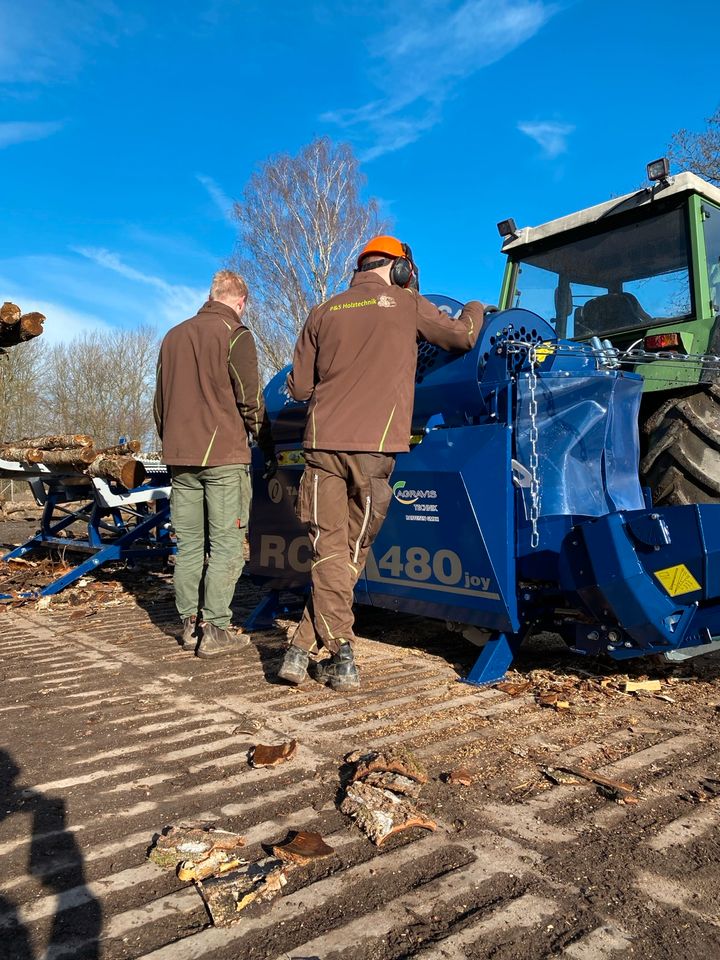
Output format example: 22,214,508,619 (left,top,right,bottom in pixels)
210,269,249,303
